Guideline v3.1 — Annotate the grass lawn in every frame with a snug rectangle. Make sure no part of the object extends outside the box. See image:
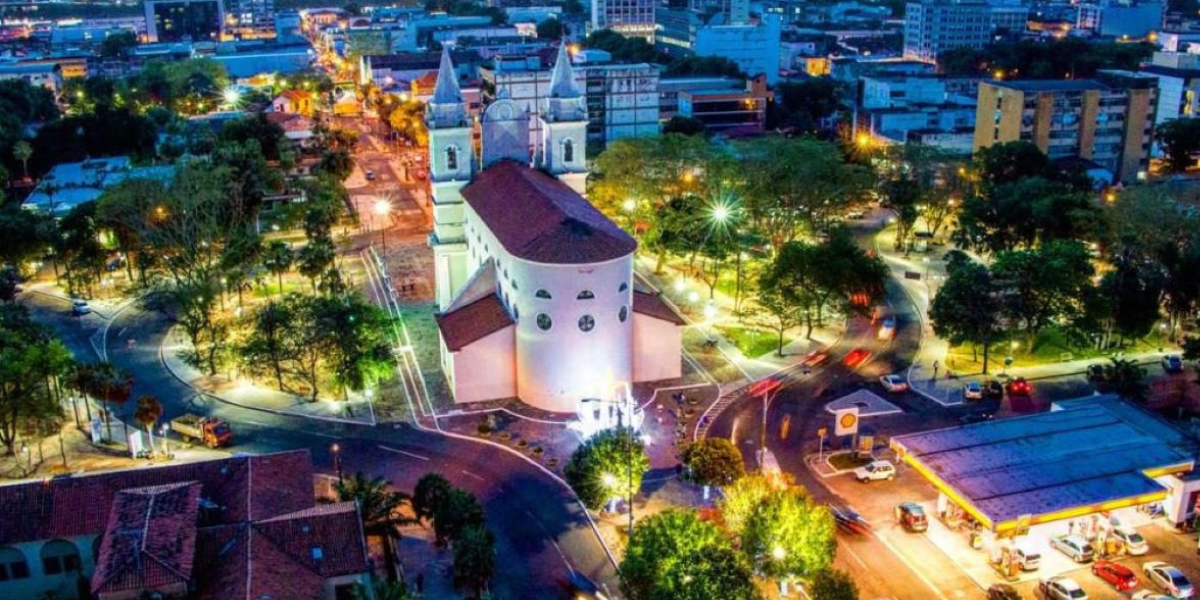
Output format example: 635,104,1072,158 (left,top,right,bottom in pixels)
944,327,1174,374
718,325,789,358
827,452,872,471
